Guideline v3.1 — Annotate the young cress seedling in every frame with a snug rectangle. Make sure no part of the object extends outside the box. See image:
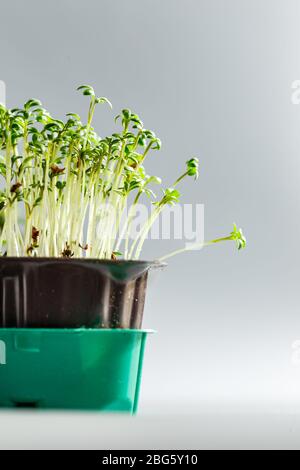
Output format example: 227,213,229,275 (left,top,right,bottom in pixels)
0,86,246,260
